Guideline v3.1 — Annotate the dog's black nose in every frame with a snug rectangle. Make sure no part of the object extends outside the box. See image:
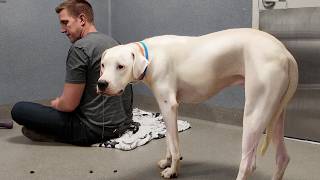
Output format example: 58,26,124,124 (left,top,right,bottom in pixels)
97,80,109,91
